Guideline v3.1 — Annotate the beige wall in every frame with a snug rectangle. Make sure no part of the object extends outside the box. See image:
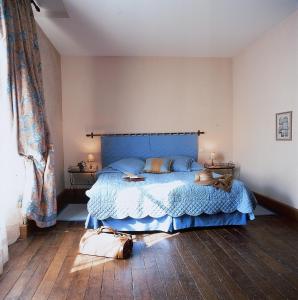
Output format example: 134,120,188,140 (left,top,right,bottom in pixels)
37,26,65,194
233,11,298,208
61,57,233,185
